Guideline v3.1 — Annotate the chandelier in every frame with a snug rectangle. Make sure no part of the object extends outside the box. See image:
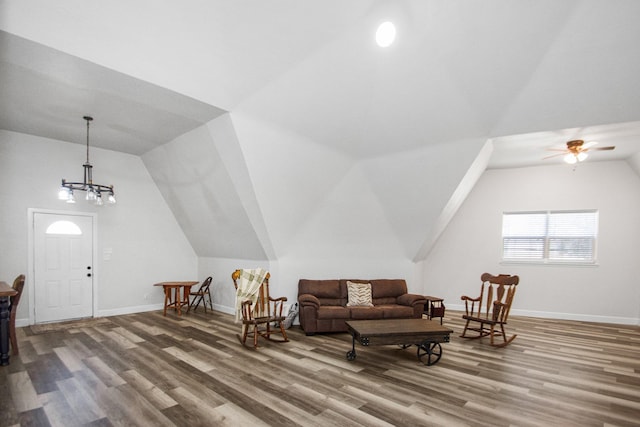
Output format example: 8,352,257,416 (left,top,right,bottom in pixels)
58,116,116,205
